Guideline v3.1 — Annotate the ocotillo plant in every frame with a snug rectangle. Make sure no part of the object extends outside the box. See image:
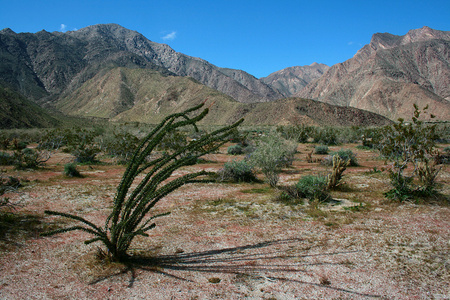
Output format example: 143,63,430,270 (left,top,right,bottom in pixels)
42,101,243,261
